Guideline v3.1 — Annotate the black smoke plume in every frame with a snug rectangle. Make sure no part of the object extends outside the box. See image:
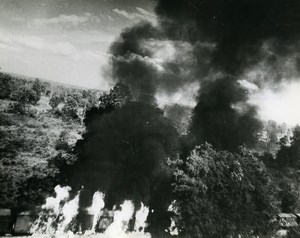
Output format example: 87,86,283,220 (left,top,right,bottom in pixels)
190,77,262,151
109,0,300,151
67,101,179,233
